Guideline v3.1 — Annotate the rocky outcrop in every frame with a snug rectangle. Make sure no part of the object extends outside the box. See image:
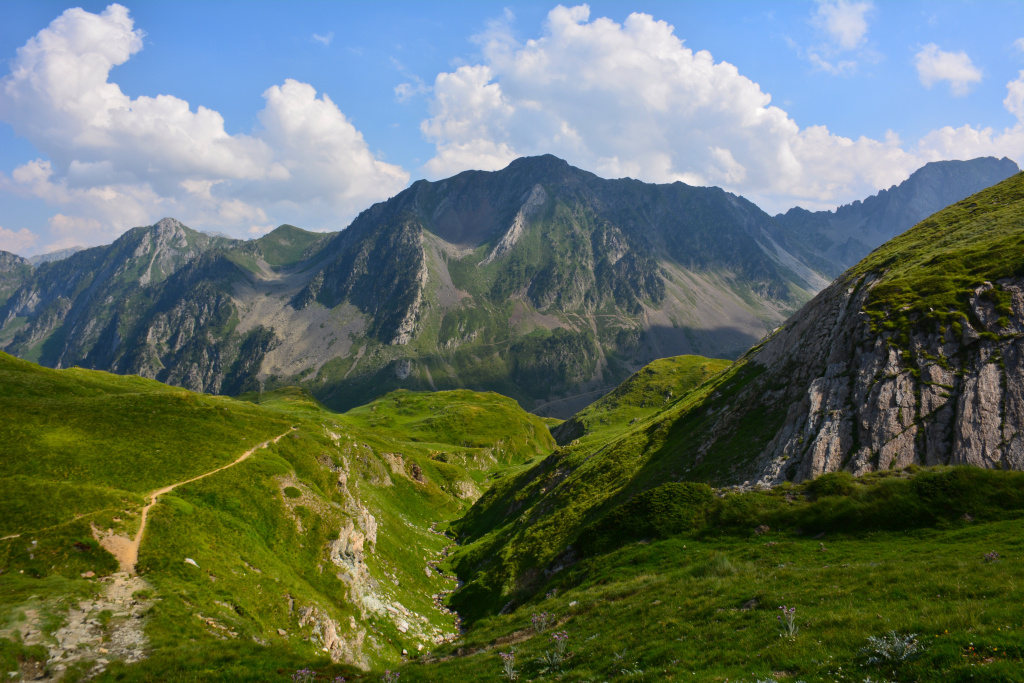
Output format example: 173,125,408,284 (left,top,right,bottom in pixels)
330,518,370,580
0,250,28,272
298,605,368,669
649,171,1024,484
295,215,428,345
0,251,31,308
1,572,155,681
687,273,1024,485
480,183,547,265
390,243,428,346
